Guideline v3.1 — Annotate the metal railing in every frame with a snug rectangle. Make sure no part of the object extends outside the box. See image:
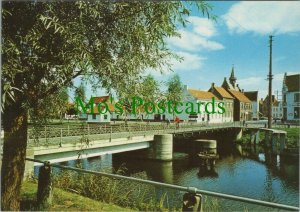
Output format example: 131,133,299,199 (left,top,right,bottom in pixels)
27,157,299,211
28,122,242,140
